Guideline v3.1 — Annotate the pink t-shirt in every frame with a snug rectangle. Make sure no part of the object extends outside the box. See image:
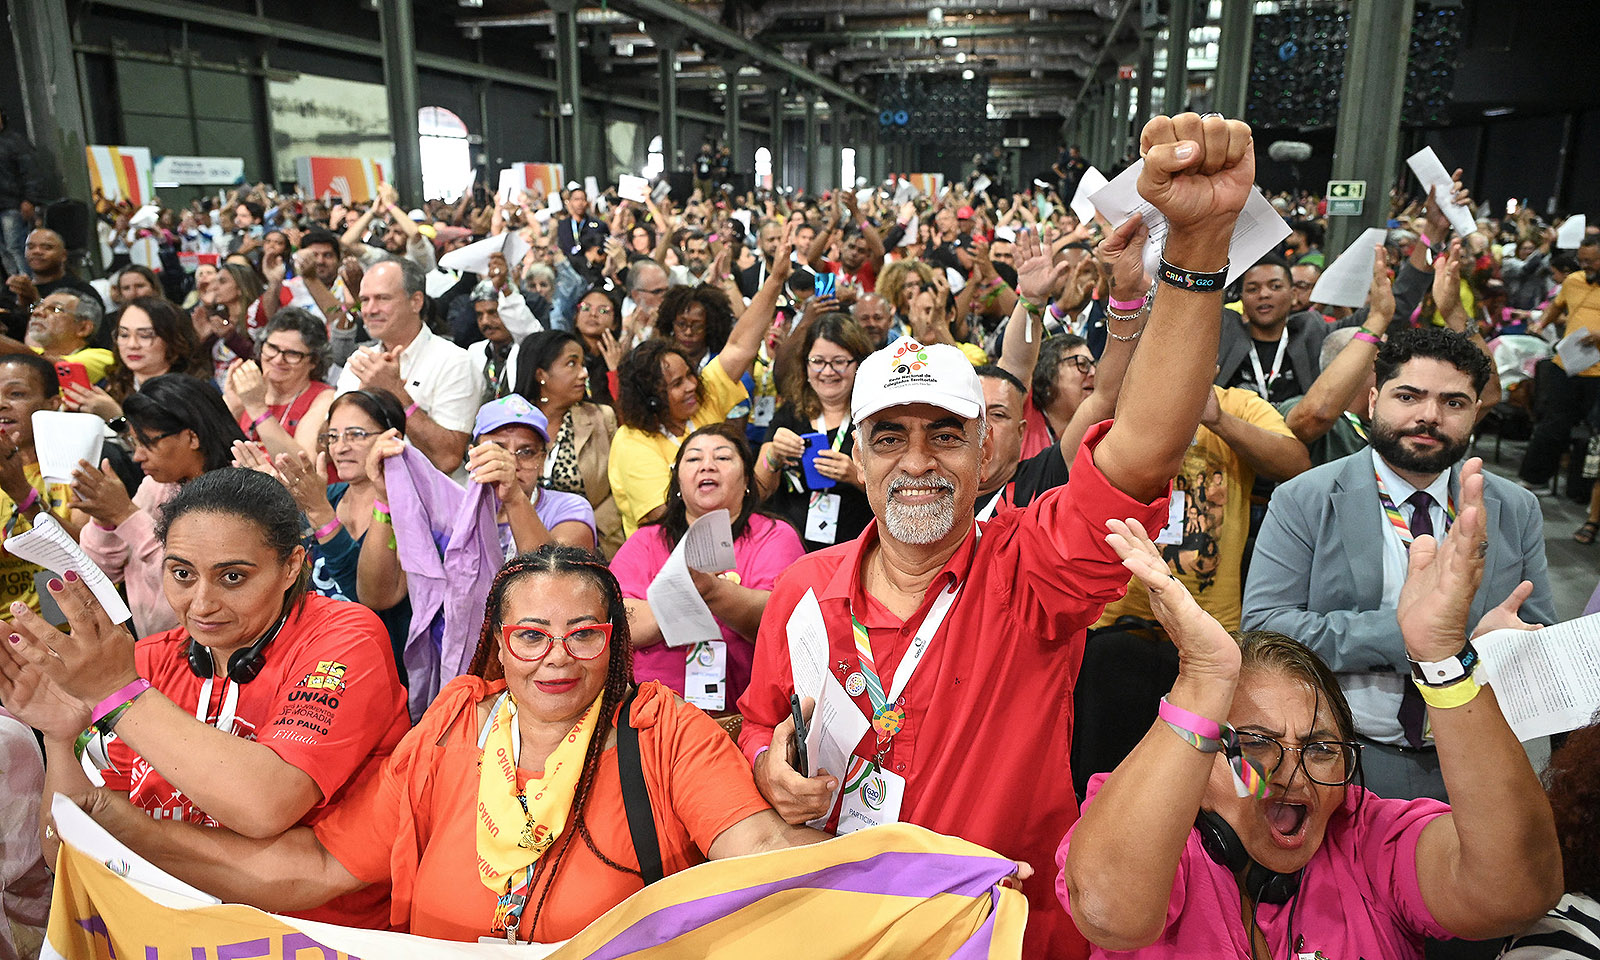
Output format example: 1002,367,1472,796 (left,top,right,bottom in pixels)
611,513,804,705
1022,392,1054,460
1057,773,1454,960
